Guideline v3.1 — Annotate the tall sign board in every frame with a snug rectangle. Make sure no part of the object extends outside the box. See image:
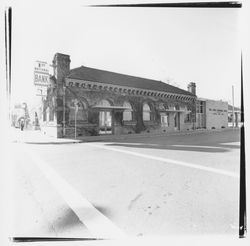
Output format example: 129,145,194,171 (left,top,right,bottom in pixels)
34,61,49,96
